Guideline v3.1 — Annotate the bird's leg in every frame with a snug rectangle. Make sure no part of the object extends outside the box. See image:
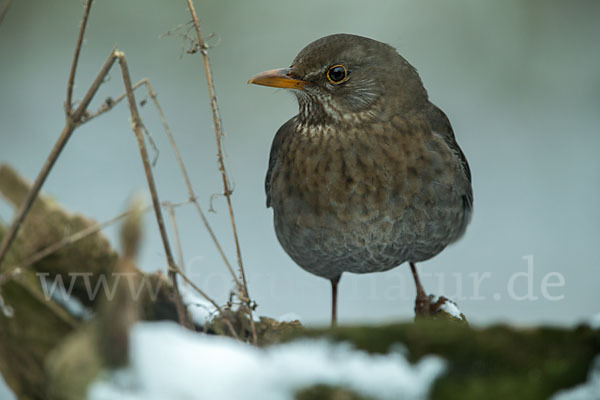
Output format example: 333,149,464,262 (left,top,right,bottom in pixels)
330,275,341,327
410,262,431,317
410,262,455,318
